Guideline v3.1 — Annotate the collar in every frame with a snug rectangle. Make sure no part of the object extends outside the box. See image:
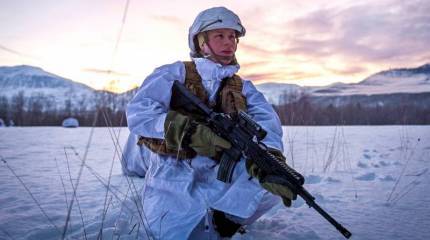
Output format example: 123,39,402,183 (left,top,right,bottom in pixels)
192,57,240,82
192,57,240,102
